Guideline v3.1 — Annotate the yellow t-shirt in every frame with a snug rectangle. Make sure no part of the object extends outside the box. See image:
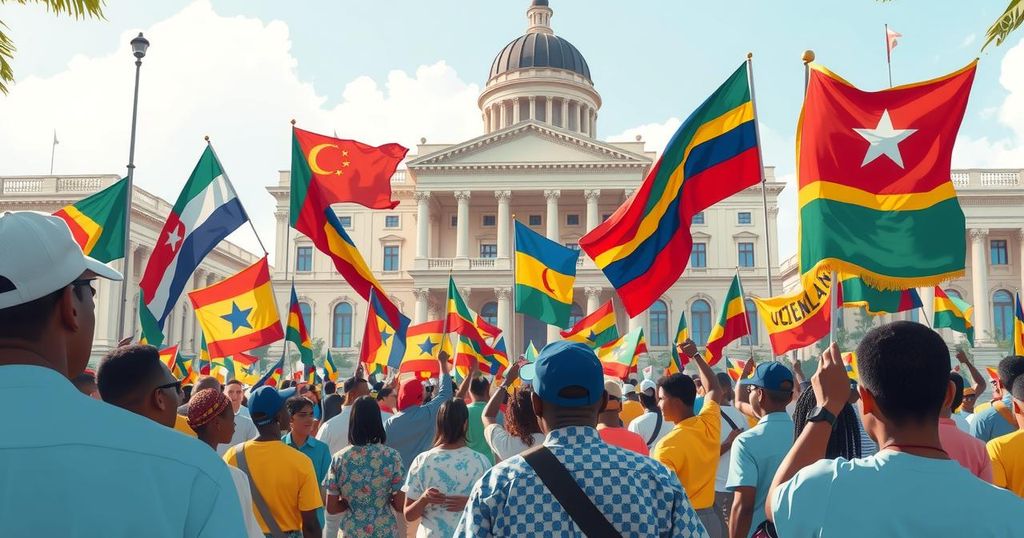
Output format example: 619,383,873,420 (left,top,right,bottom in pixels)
173,415,196,437
988,430,1024,498
620,400,645,427
224,440,323,533
652,398,721,509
